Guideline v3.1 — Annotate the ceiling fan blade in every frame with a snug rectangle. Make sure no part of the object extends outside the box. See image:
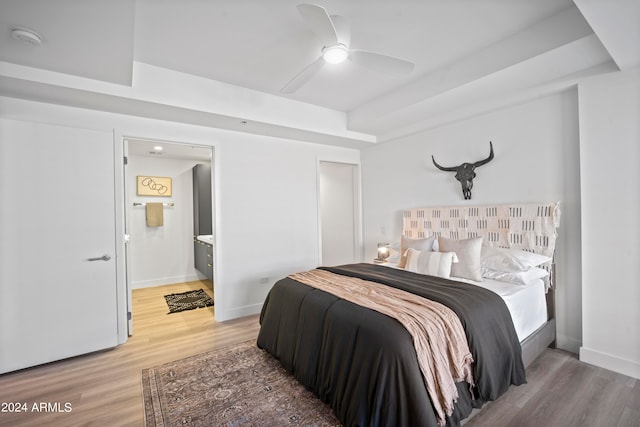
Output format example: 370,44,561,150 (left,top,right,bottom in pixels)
329,14,351,47
349,49,415,75
280,56,325,93
297,4,338,45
